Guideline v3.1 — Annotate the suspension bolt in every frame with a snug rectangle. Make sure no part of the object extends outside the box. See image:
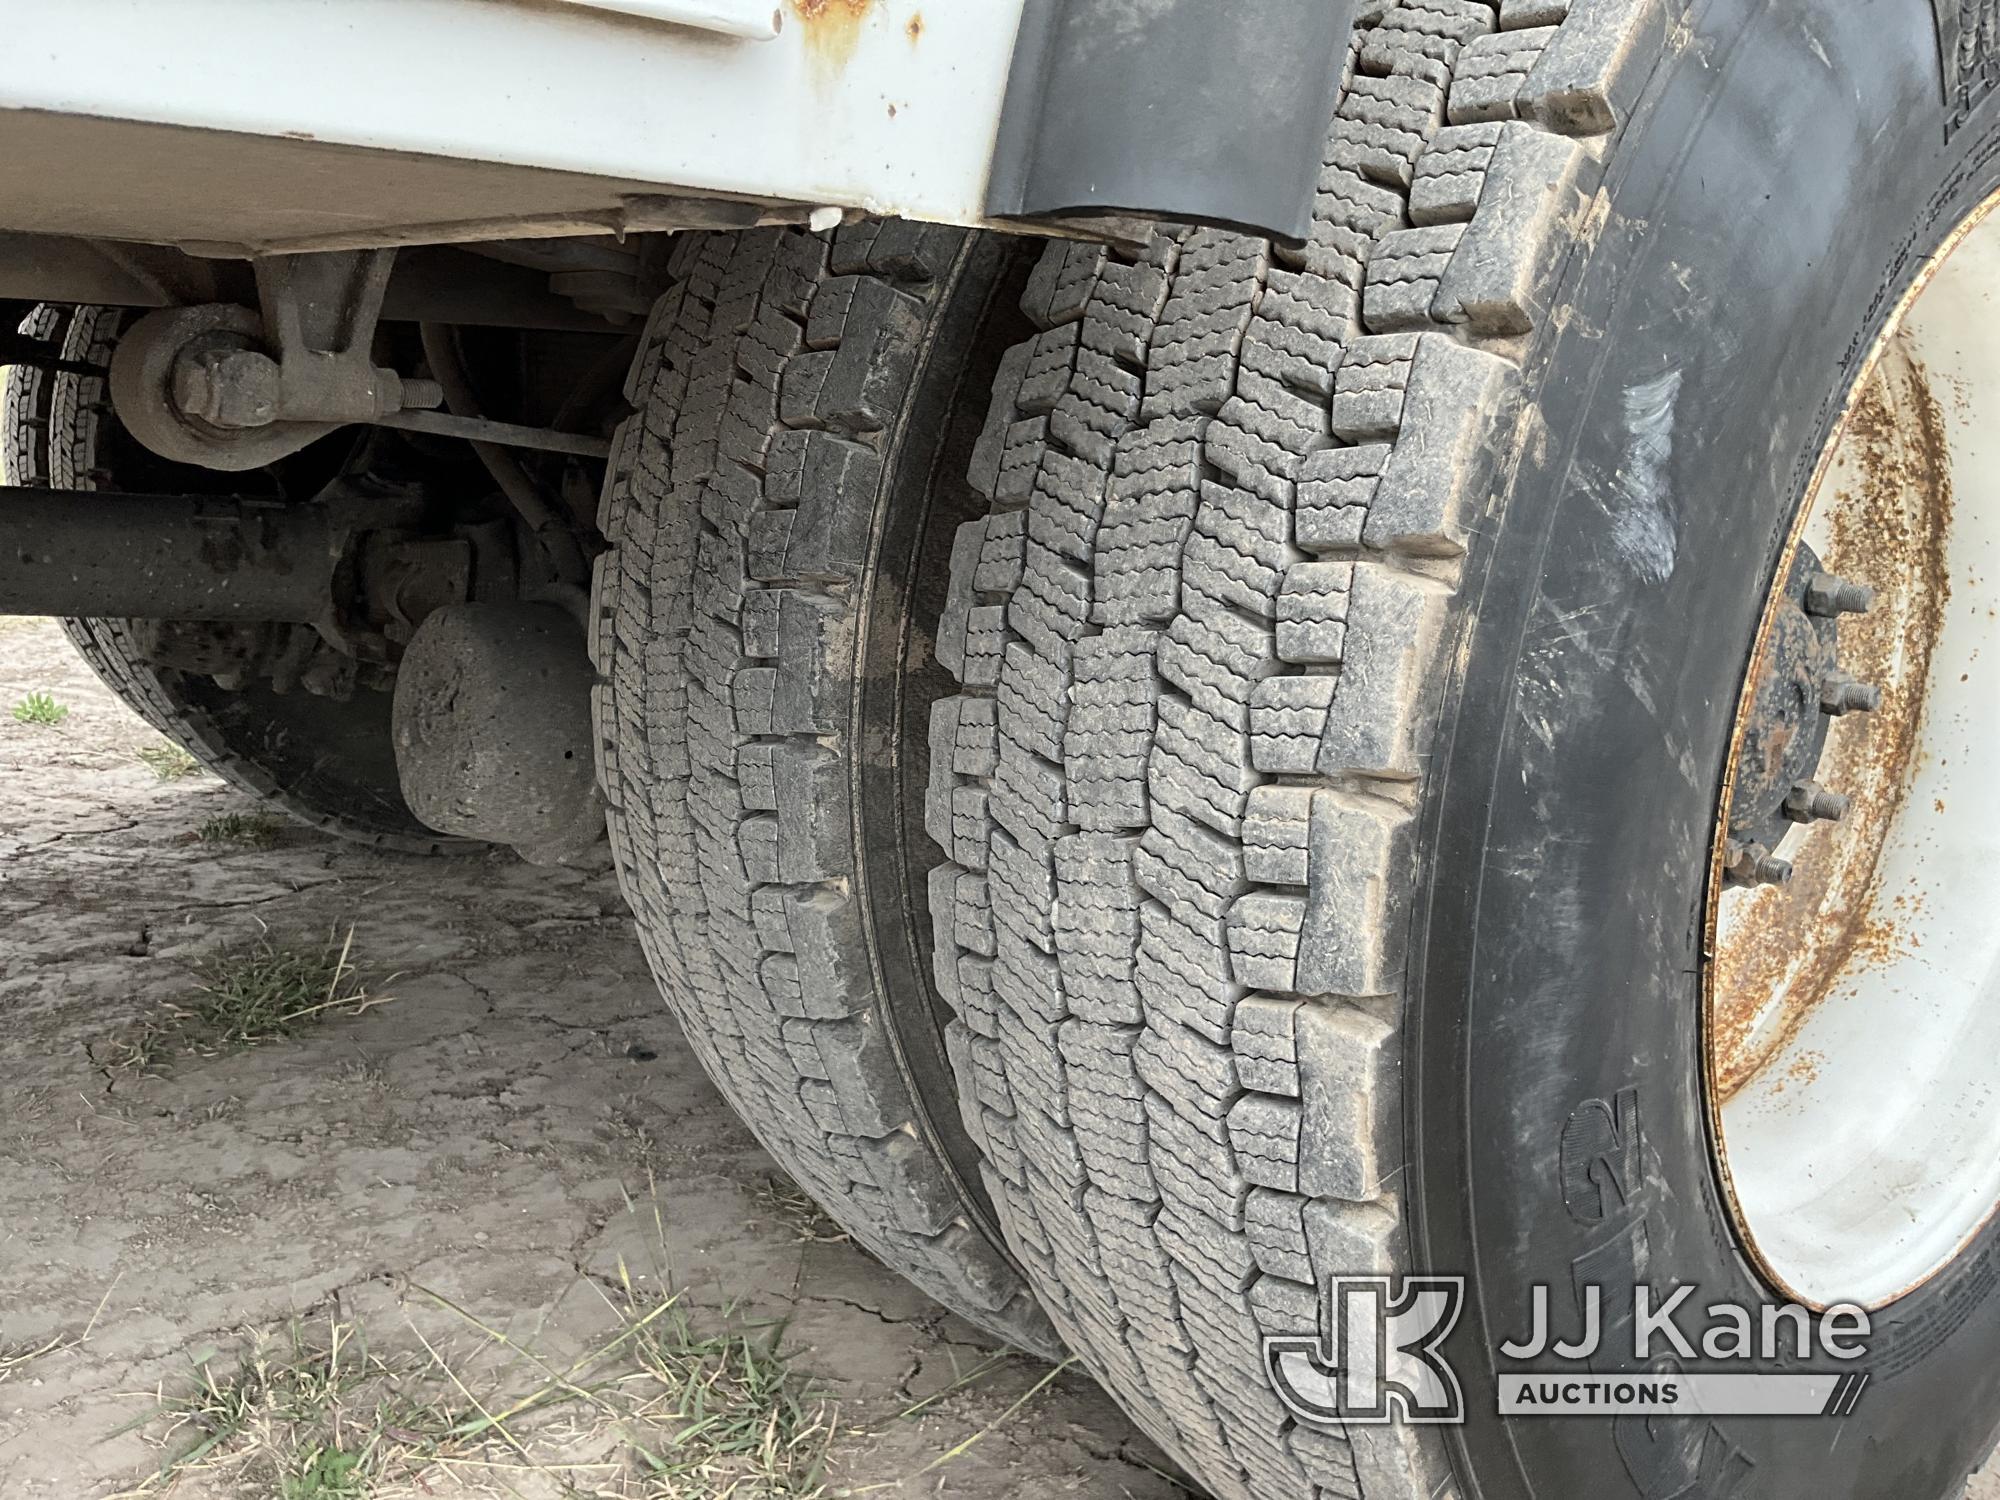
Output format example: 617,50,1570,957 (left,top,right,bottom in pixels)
1803,571,1875,618
396,376,447,412
1724,839,1794,889
1784,780,1851,824
1821,670,1883,716
170,346,281,429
